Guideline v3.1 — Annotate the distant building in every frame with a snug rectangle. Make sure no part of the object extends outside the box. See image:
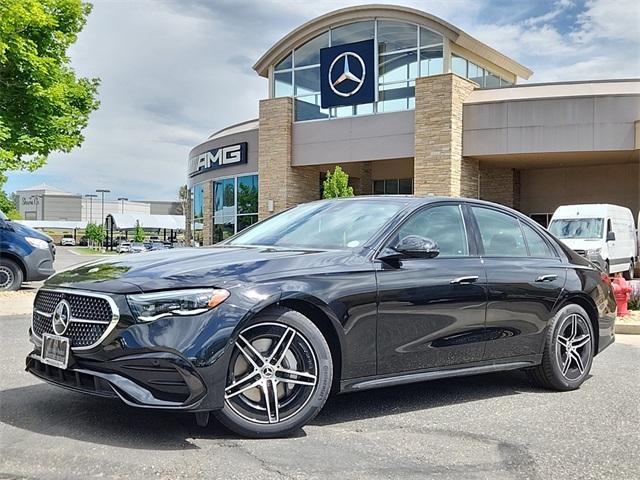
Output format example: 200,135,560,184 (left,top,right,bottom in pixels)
14,183,181,223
